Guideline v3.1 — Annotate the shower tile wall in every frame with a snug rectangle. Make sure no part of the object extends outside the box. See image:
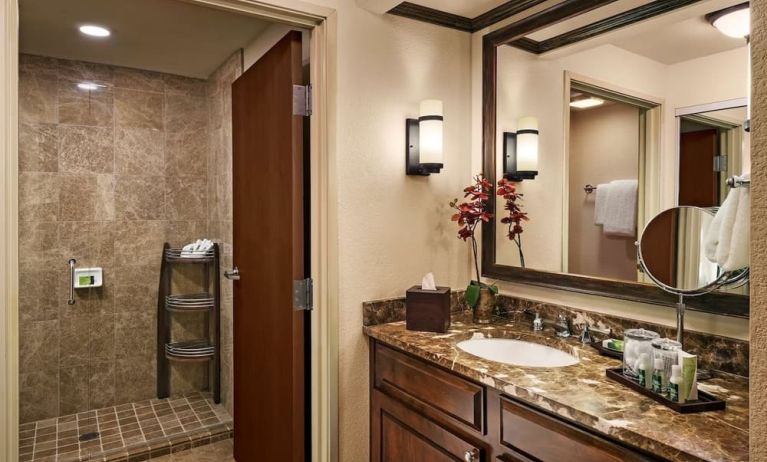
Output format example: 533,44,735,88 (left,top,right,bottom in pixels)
206,51,242,418
18,54,213,422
